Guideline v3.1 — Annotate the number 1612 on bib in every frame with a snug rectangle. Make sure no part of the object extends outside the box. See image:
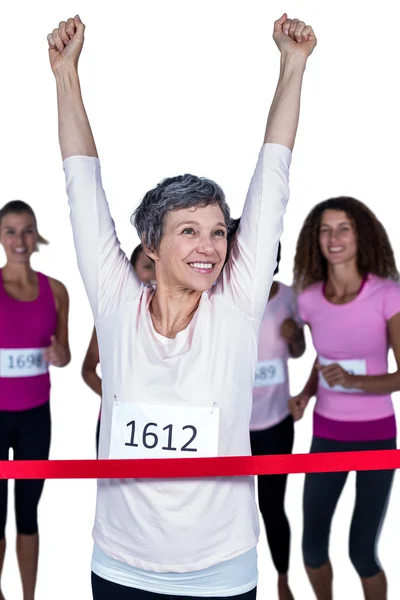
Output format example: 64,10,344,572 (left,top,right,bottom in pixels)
109,402,220,459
